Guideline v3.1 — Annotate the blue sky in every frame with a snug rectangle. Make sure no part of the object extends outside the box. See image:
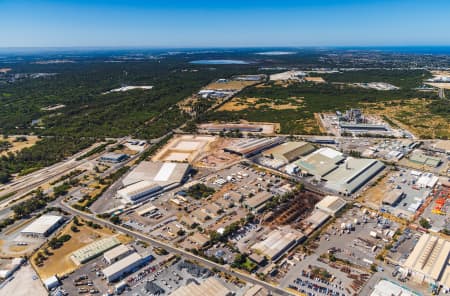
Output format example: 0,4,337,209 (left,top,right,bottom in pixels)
0,0,449,47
